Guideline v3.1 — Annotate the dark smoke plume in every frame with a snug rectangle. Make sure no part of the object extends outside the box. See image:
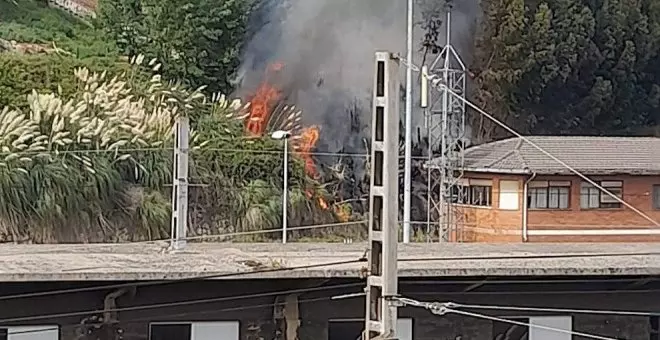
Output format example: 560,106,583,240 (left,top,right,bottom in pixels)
236,0,479,151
